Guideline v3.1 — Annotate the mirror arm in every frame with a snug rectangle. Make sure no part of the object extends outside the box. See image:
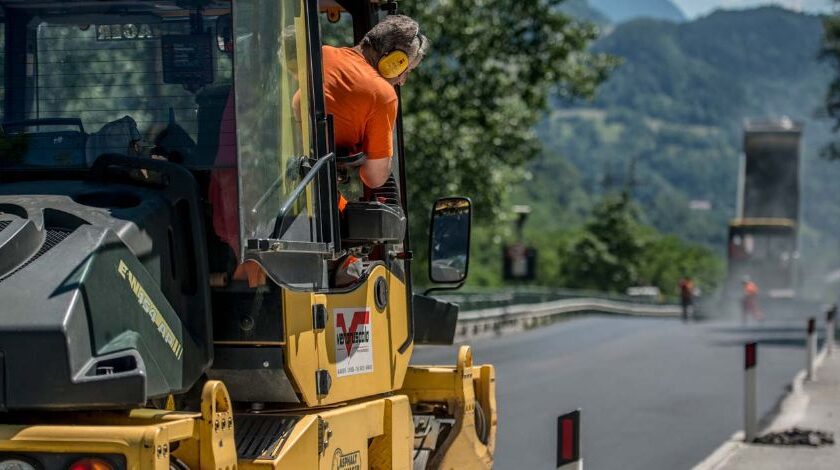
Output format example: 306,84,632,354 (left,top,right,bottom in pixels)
423,281,466,297
271,152,335,239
